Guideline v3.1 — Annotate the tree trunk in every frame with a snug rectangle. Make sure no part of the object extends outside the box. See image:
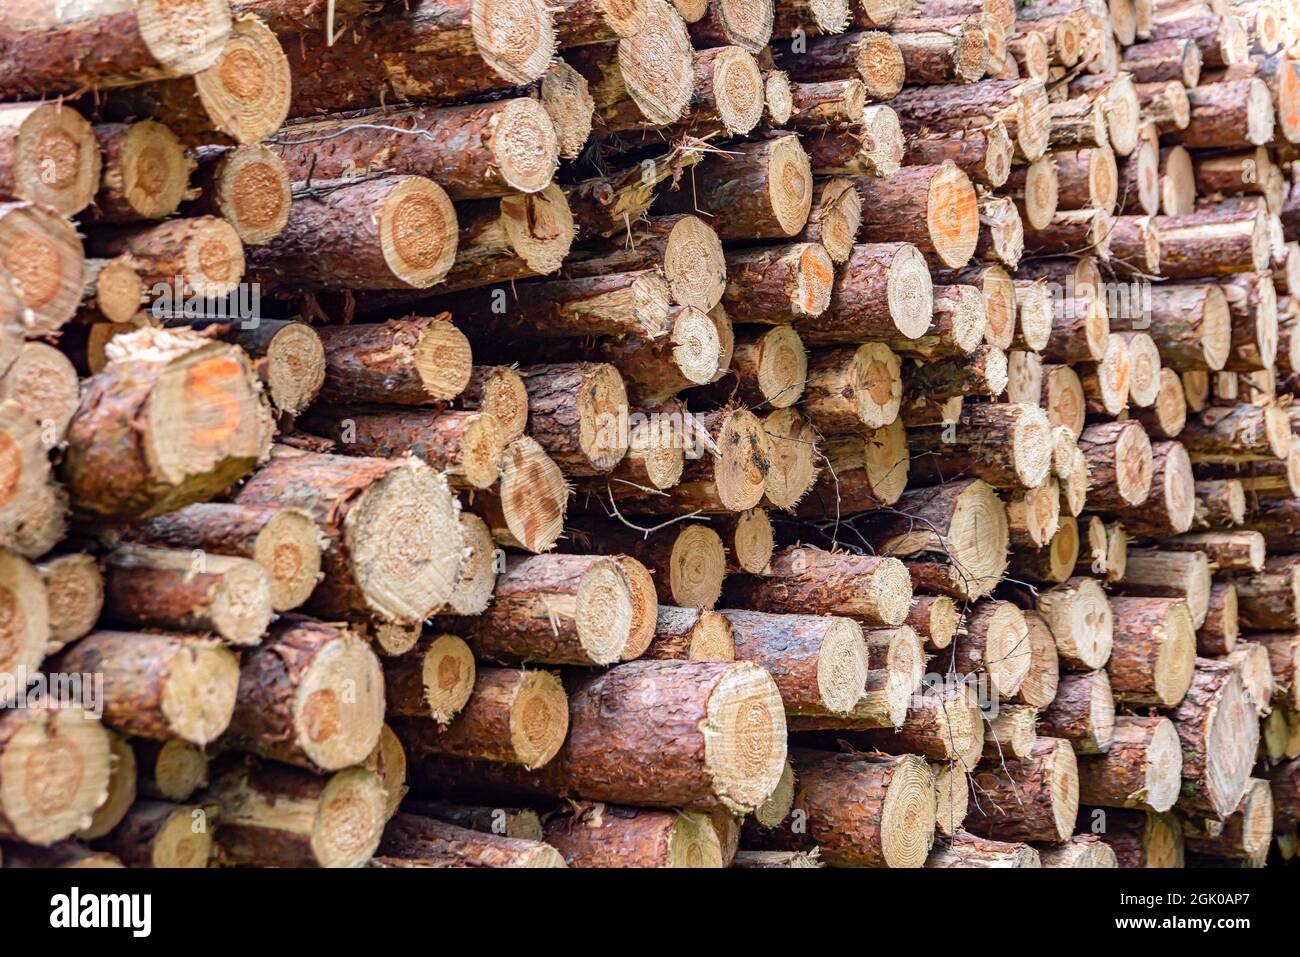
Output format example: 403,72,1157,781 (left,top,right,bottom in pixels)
375,812,563,868
1174,658,1259,819
796,242,935,344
